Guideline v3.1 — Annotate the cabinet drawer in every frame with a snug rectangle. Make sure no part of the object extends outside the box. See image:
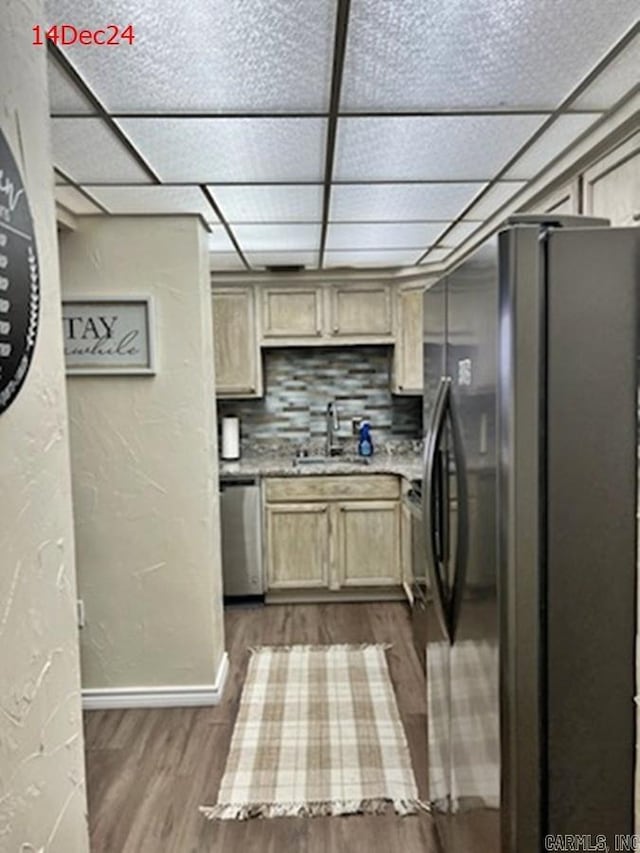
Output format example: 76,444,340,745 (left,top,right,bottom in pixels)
265,474,400,503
